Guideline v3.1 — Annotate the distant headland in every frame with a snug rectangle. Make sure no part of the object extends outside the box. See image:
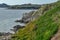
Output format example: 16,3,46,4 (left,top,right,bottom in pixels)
0,3,41,9
8,4,41,9
0,3,9,7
